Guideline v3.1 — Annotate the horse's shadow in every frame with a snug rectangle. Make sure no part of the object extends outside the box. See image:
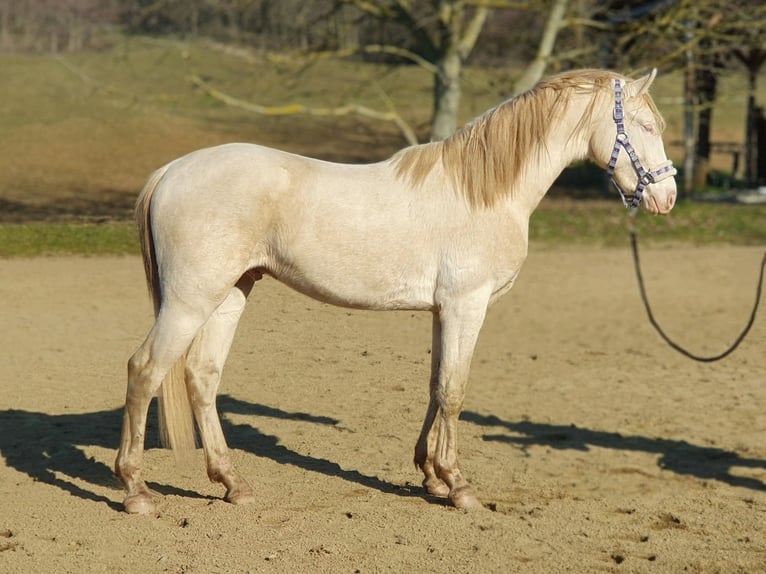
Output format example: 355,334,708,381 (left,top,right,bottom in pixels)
216,396,421,499
1,395,764,512
0,395,420,511
0,402,213,512
460,411,766,491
